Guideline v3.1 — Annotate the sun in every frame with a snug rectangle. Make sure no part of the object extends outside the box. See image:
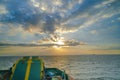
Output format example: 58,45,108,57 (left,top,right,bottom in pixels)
56,40,64,45
53,45,61,49
52,40,64,49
